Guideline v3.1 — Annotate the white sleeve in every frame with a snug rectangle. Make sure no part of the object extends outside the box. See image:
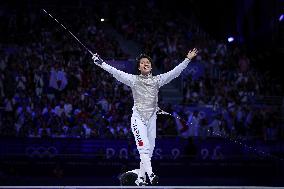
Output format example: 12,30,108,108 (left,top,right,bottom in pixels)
156,58,190,87
100,62,135,87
